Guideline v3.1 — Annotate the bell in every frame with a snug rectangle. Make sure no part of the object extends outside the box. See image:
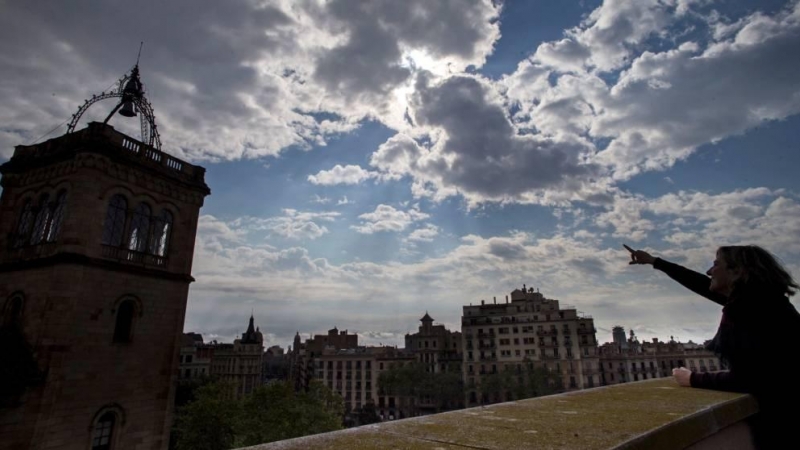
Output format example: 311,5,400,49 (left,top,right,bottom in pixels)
119,100,137,118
